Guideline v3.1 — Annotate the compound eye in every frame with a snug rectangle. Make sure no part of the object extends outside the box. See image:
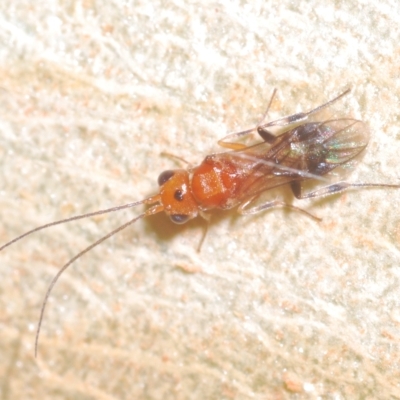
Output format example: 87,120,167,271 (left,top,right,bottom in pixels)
158,170,175,186
170,214,190,224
